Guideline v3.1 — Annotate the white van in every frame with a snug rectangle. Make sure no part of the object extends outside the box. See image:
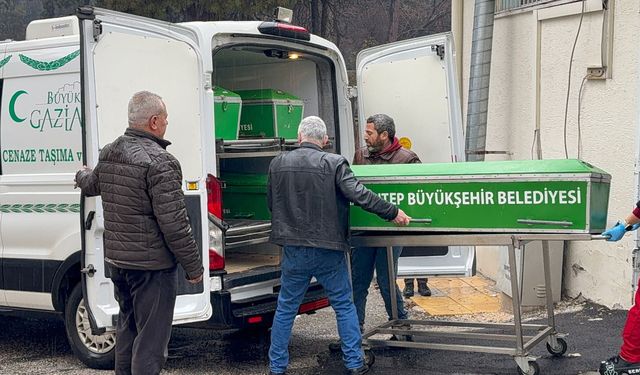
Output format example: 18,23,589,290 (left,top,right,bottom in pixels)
0,7,472,369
